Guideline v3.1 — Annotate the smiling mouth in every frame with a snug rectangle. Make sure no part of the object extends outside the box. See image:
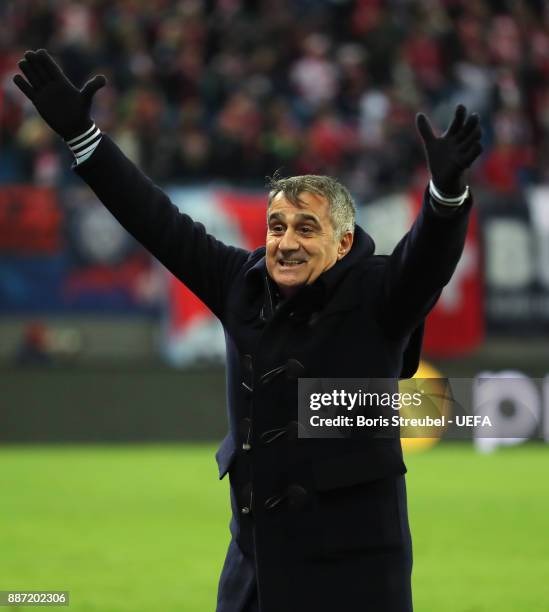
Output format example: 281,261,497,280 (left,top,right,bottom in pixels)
278,260,306,267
